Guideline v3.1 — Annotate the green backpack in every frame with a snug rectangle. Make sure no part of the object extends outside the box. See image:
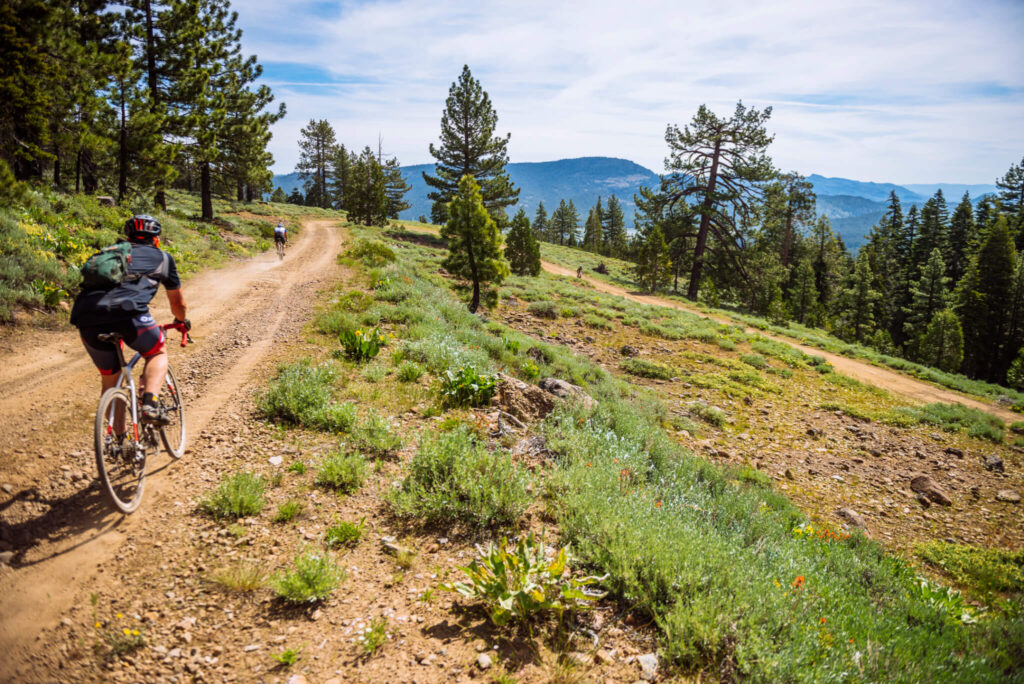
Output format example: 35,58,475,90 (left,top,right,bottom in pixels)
80,242,133,289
